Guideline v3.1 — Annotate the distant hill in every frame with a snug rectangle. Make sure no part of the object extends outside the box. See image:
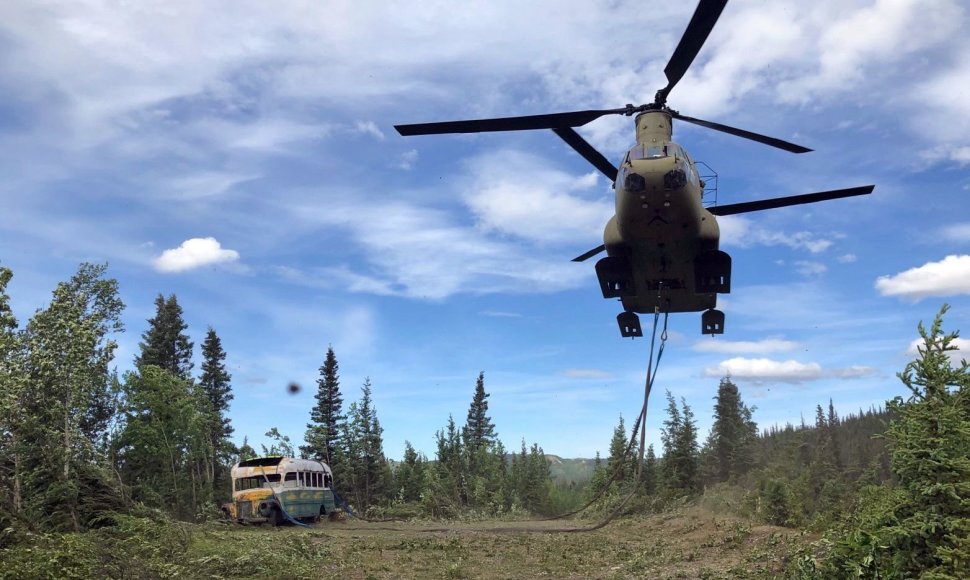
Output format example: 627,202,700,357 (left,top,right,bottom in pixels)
545,455,596,484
